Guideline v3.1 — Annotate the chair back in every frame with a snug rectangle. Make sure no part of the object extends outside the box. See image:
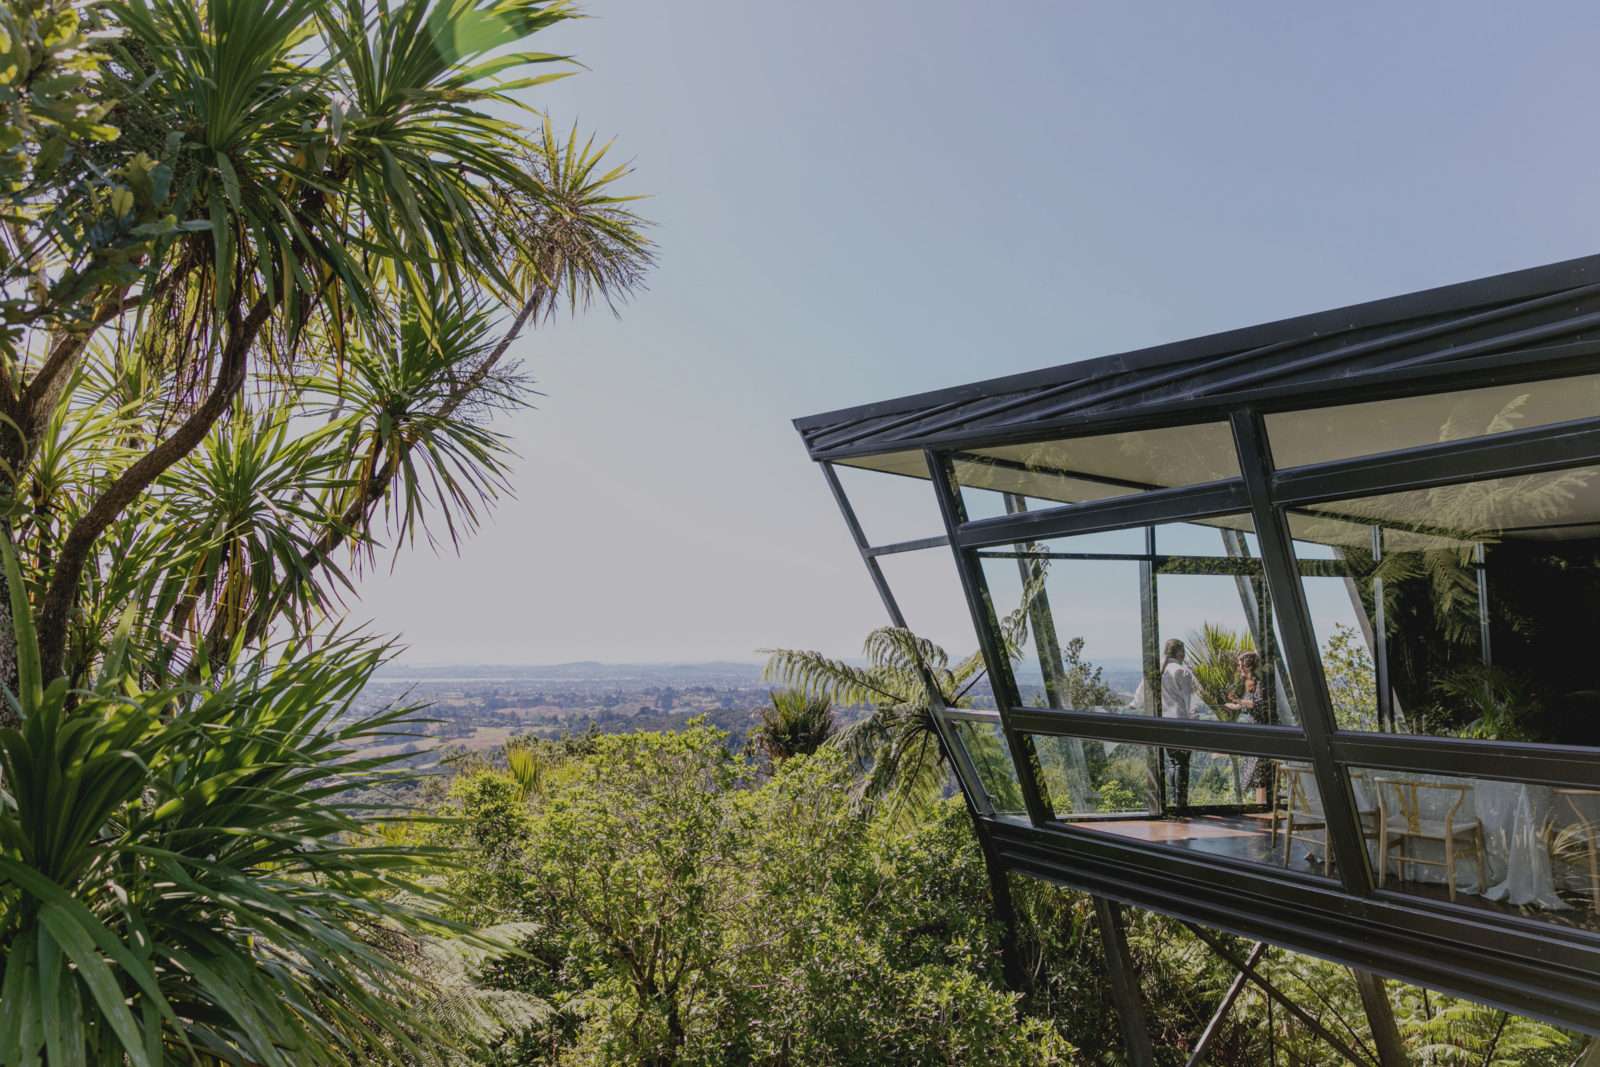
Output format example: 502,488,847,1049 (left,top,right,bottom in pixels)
1285,765,1322,818
1348,769,1377,815
1555,788,1600,829
1374,775,1472,833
